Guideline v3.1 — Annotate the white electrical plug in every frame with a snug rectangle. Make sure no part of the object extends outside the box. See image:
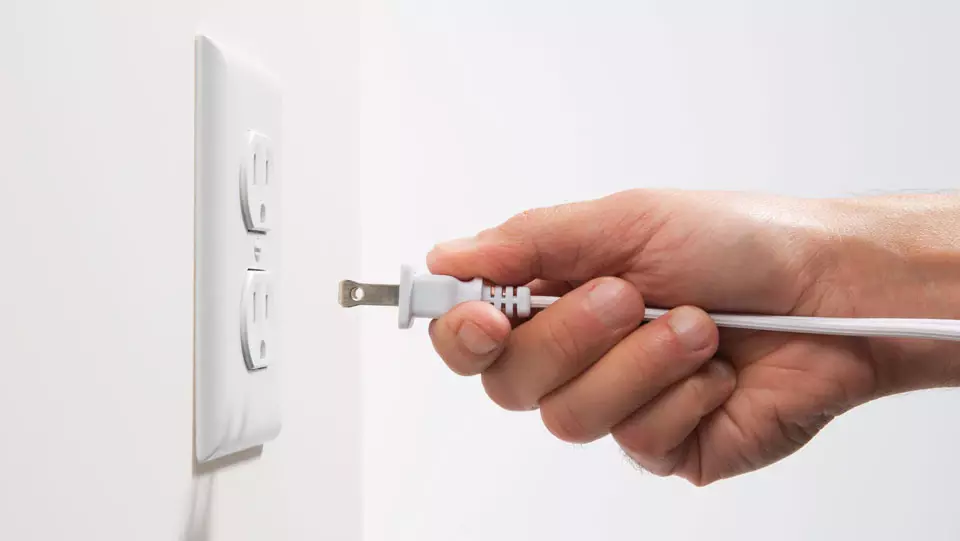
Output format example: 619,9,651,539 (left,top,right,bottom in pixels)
397,264,533,327
340,264,960,342
340,265,533,328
